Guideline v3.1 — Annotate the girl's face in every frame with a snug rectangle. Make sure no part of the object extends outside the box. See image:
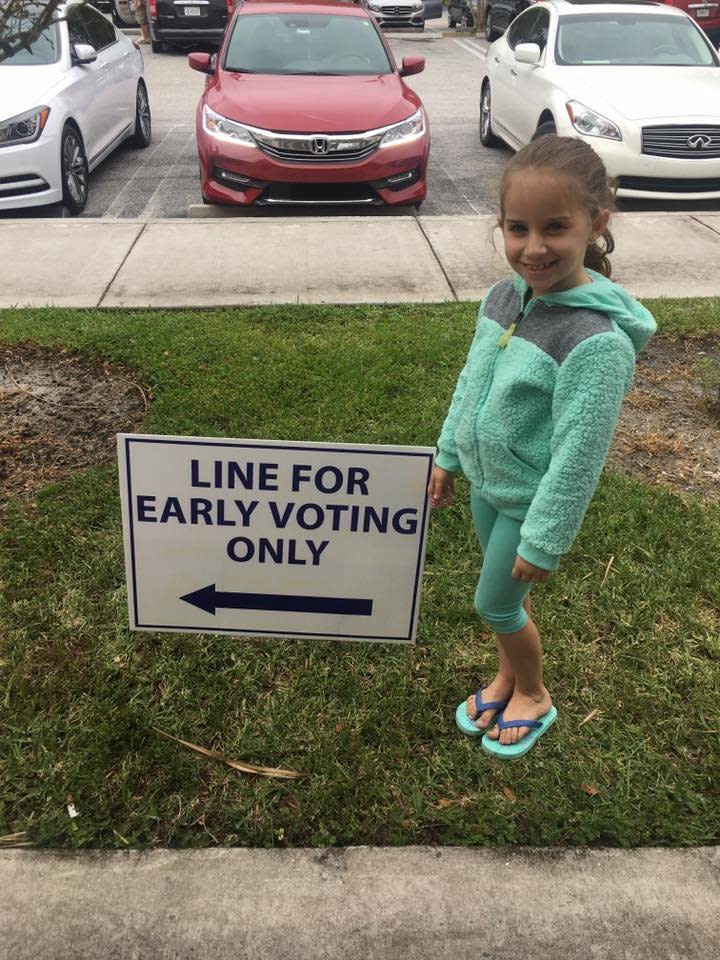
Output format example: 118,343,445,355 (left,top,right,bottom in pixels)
499,169,610,296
